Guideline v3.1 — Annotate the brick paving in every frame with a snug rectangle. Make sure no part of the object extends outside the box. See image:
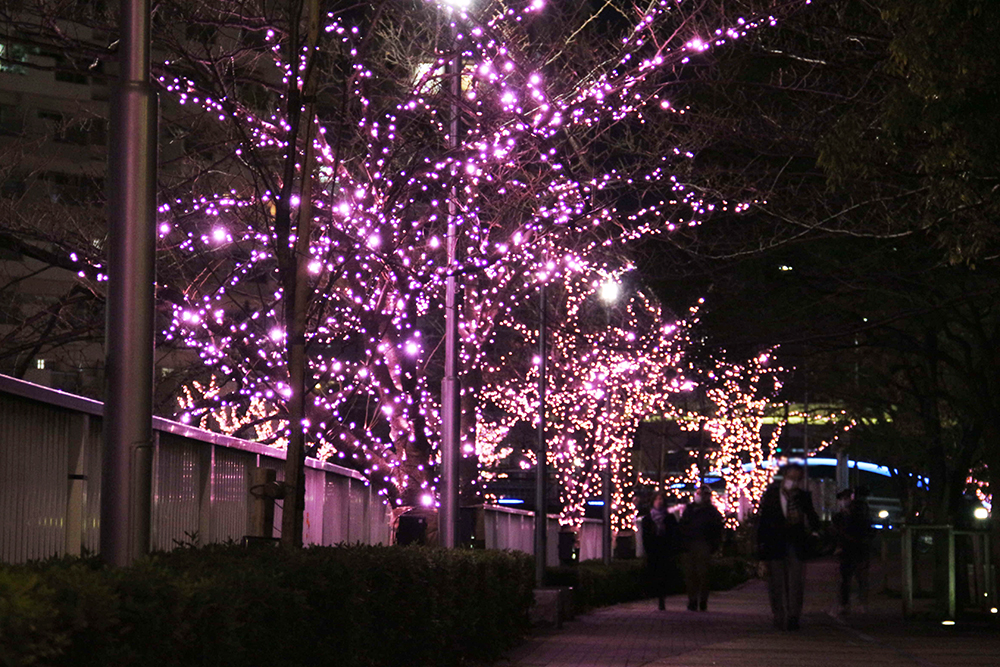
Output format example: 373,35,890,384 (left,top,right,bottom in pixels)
502,560,1000,667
